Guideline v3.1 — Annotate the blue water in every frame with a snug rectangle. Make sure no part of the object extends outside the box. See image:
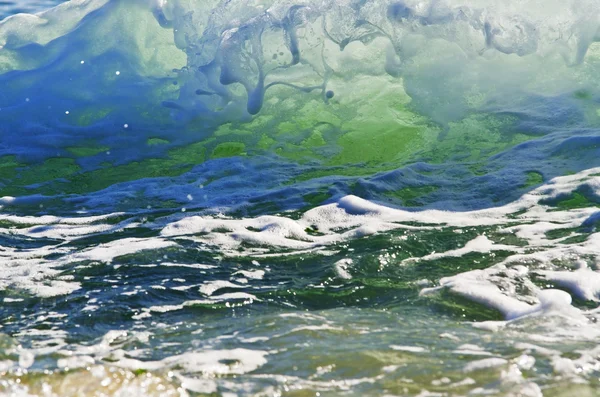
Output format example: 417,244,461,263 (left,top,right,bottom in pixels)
0,0,63,18
1,1,600,396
